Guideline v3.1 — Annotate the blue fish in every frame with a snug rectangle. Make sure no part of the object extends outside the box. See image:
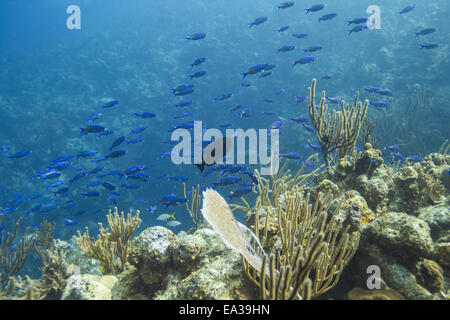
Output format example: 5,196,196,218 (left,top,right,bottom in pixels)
85,112,102,123
292,56,317,66
185,32,206,41
292,33,308,39
64,218,78,226
280,152,301,160
107,150,126,159
189,70,207,79
277,2,295,10
80,125,105,136
348,25,368,35
318,13,337,22
214,93,233,102
227,187,252,201
82,191,100,198
399,4,415,15
130,127,146,134
134,112,156,118
101,99,119,109
346,18,368,25
8,150,31,160
305,4,325,14
277,25,290,32
191,57,207,68
248,16,268,28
